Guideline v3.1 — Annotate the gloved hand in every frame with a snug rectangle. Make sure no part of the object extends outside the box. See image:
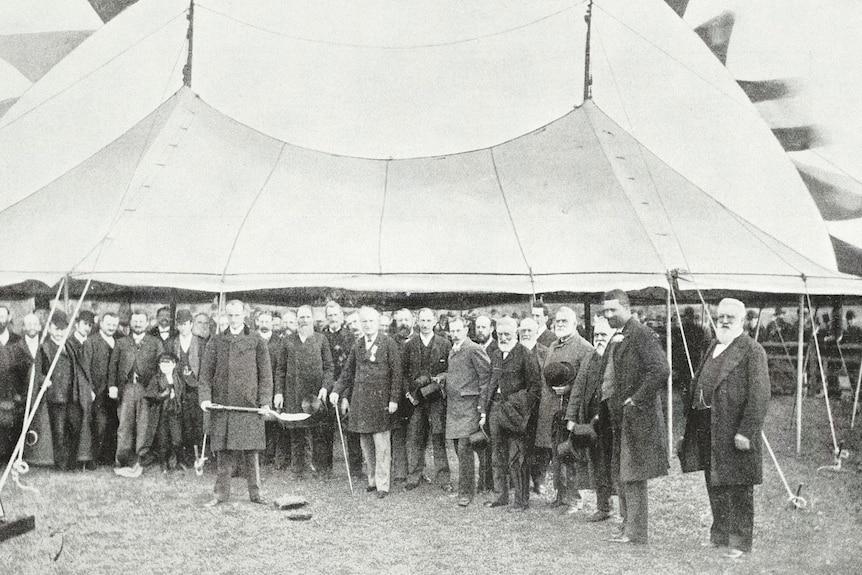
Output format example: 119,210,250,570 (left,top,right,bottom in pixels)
329,392,340,406
200,400,213,412
317,387,329,404
734,433,751,451
273,393,284,409
388,401,398,414
108,386,118,399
